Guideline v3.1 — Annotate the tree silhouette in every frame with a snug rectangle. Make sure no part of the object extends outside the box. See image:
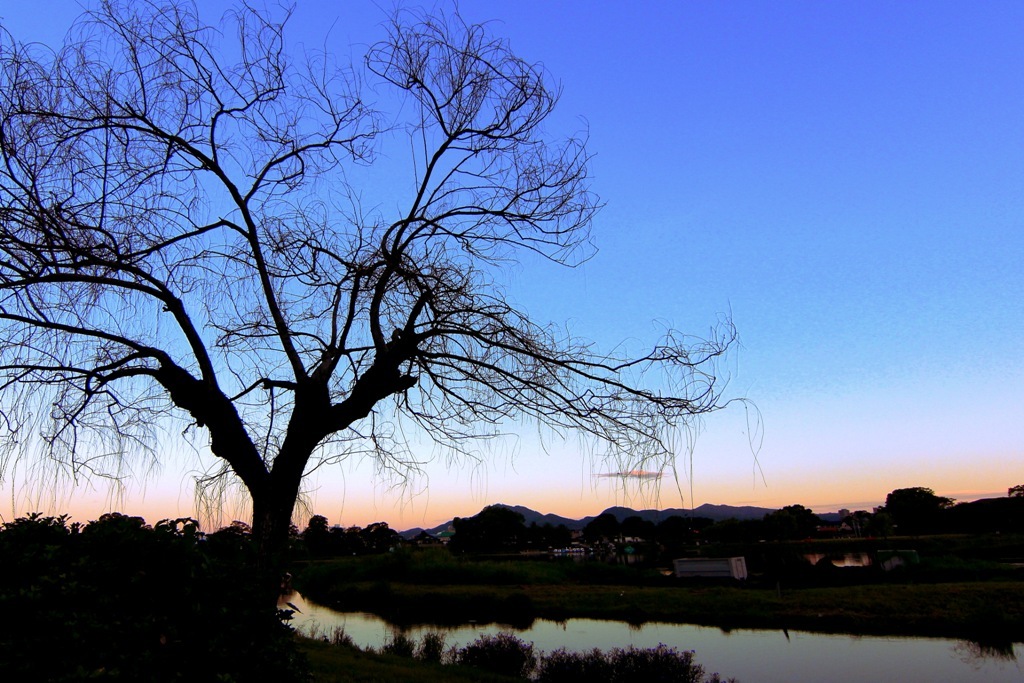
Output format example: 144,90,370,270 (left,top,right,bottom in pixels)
583,512,621,542
526,521,571,549
0,1,734,593
301,514,332,556
620,514,655,540
451,505,526,553
881,487,953,535
359,521,399,554
762,504,820,541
